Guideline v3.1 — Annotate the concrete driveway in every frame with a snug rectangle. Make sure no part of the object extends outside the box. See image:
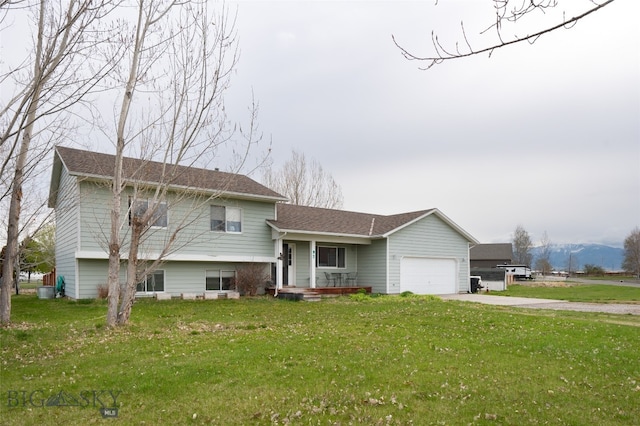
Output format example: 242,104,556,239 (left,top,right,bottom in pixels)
440,293,640,315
